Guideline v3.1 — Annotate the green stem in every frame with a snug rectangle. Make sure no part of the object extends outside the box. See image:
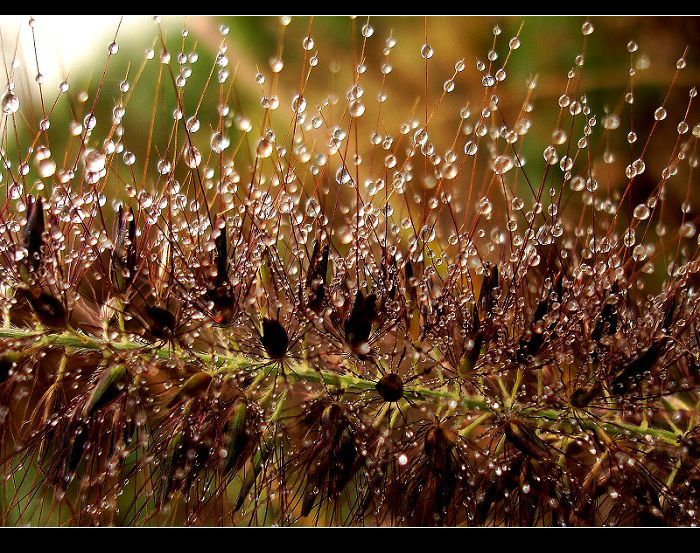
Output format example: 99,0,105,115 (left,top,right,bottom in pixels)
0,327,680,444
